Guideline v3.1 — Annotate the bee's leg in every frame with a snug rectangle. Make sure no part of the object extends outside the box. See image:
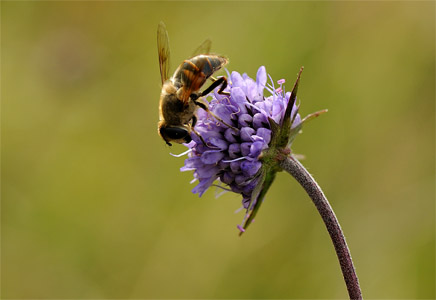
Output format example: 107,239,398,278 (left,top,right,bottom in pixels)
192,129,221,149
199,76,229,97
191,127,207,146
192,98,238,132
190,116,220,149
190,76,228,101
190,91,201,101
209,76,230,95
190,115,202,143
